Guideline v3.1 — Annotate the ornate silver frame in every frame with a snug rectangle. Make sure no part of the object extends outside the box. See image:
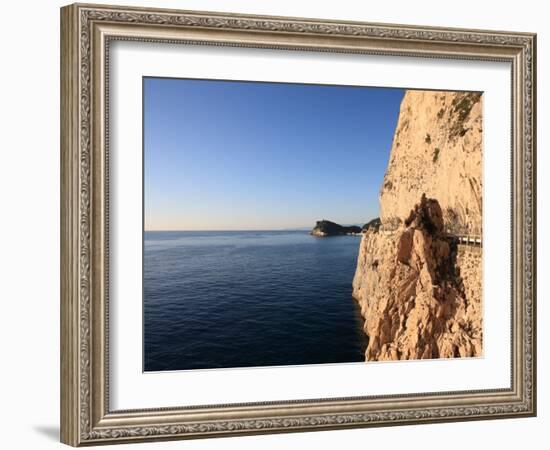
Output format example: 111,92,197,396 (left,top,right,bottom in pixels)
60,3,536,446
